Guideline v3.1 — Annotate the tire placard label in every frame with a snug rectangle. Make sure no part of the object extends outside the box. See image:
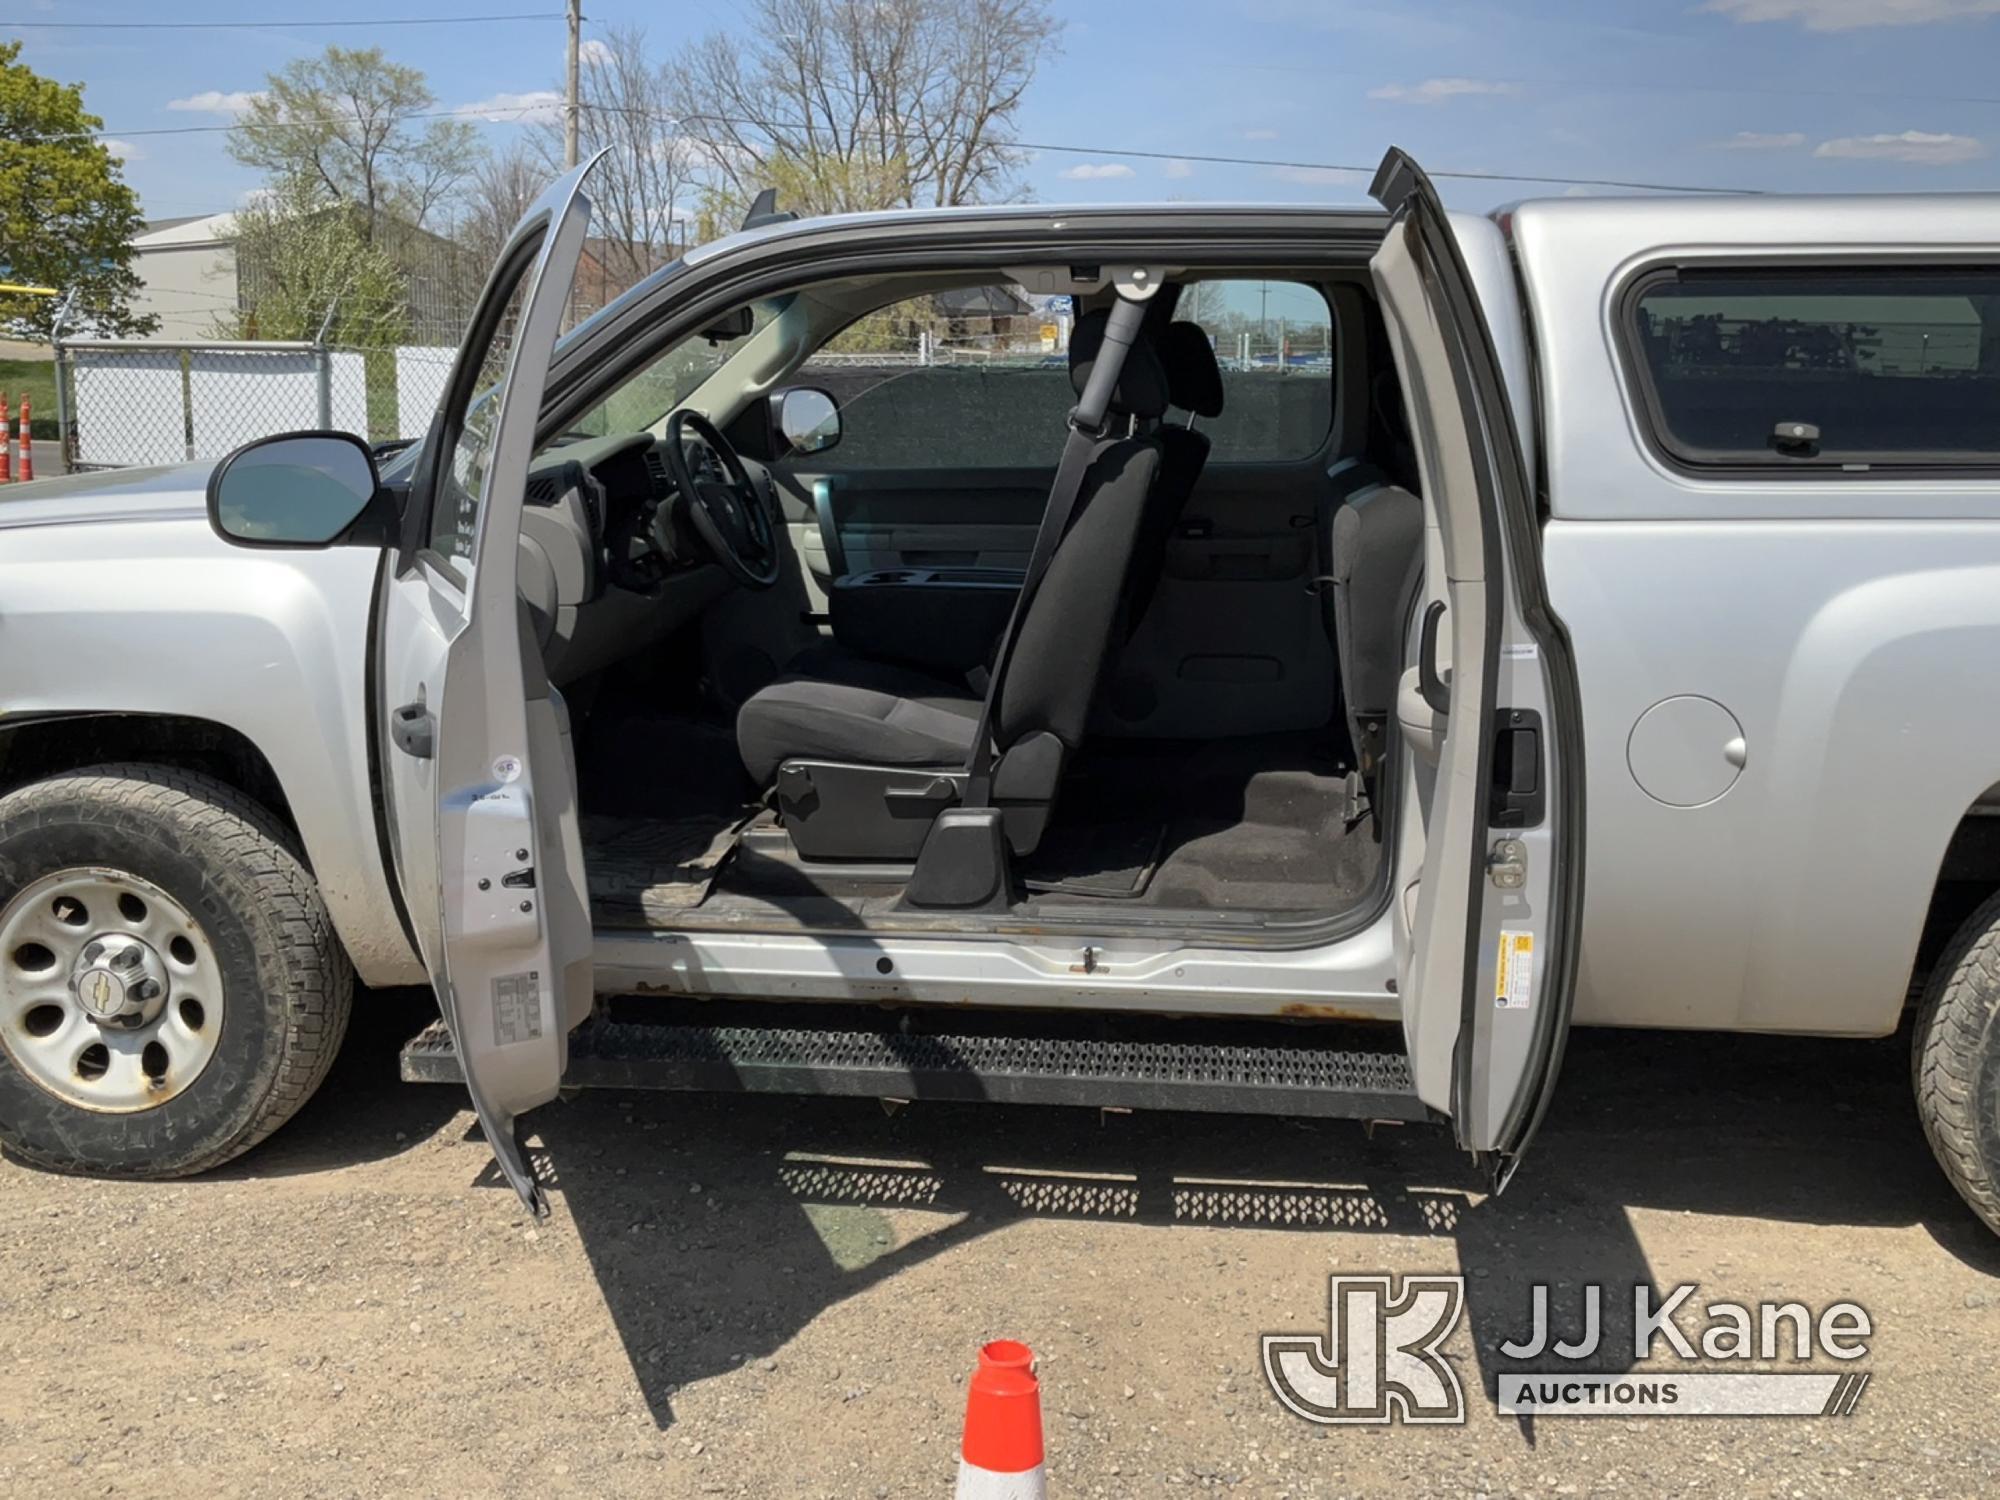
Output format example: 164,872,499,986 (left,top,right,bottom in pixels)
1495,932,1534,1010
493,970,543,1046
